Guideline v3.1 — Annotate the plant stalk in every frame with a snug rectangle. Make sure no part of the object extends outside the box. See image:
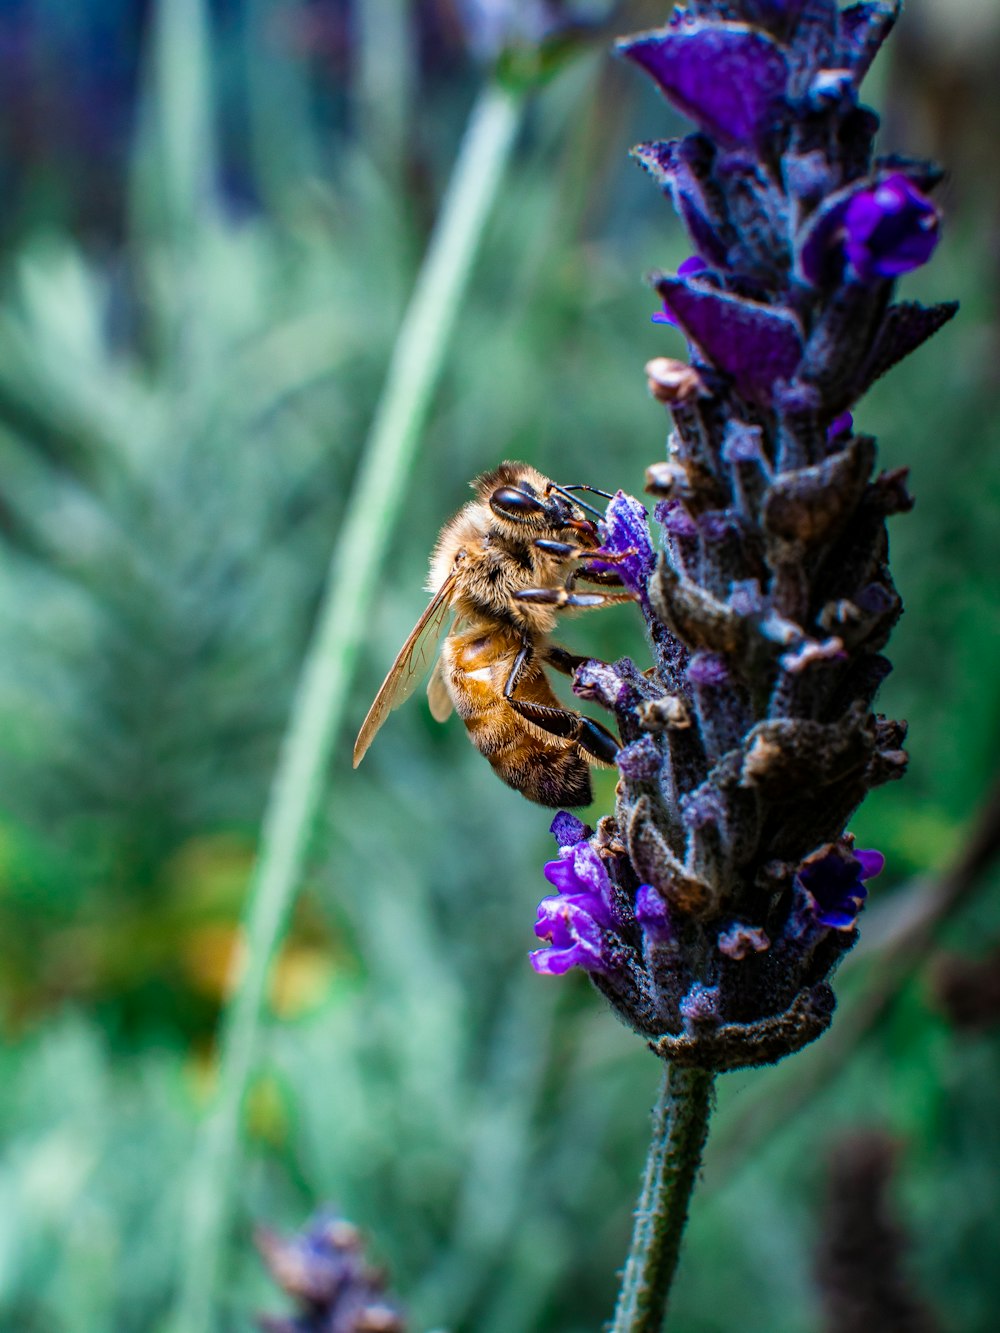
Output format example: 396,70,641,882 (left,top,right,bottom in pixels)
610,1065,714,1333
171,79,525,1333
